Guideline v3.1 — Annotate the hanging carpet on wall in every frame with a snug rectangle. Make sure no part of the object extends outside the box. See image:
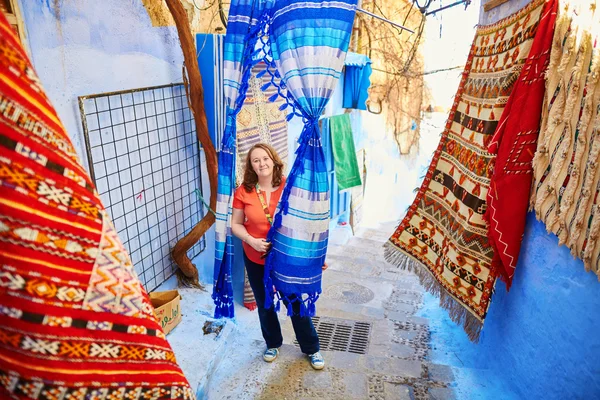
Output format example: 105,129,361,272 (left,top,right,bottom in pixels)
213,0,358,318
531,1,600,278
329,114,362,190
0,13,193,399
236,61,290,311
384,0,548,342
485,0,558,288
